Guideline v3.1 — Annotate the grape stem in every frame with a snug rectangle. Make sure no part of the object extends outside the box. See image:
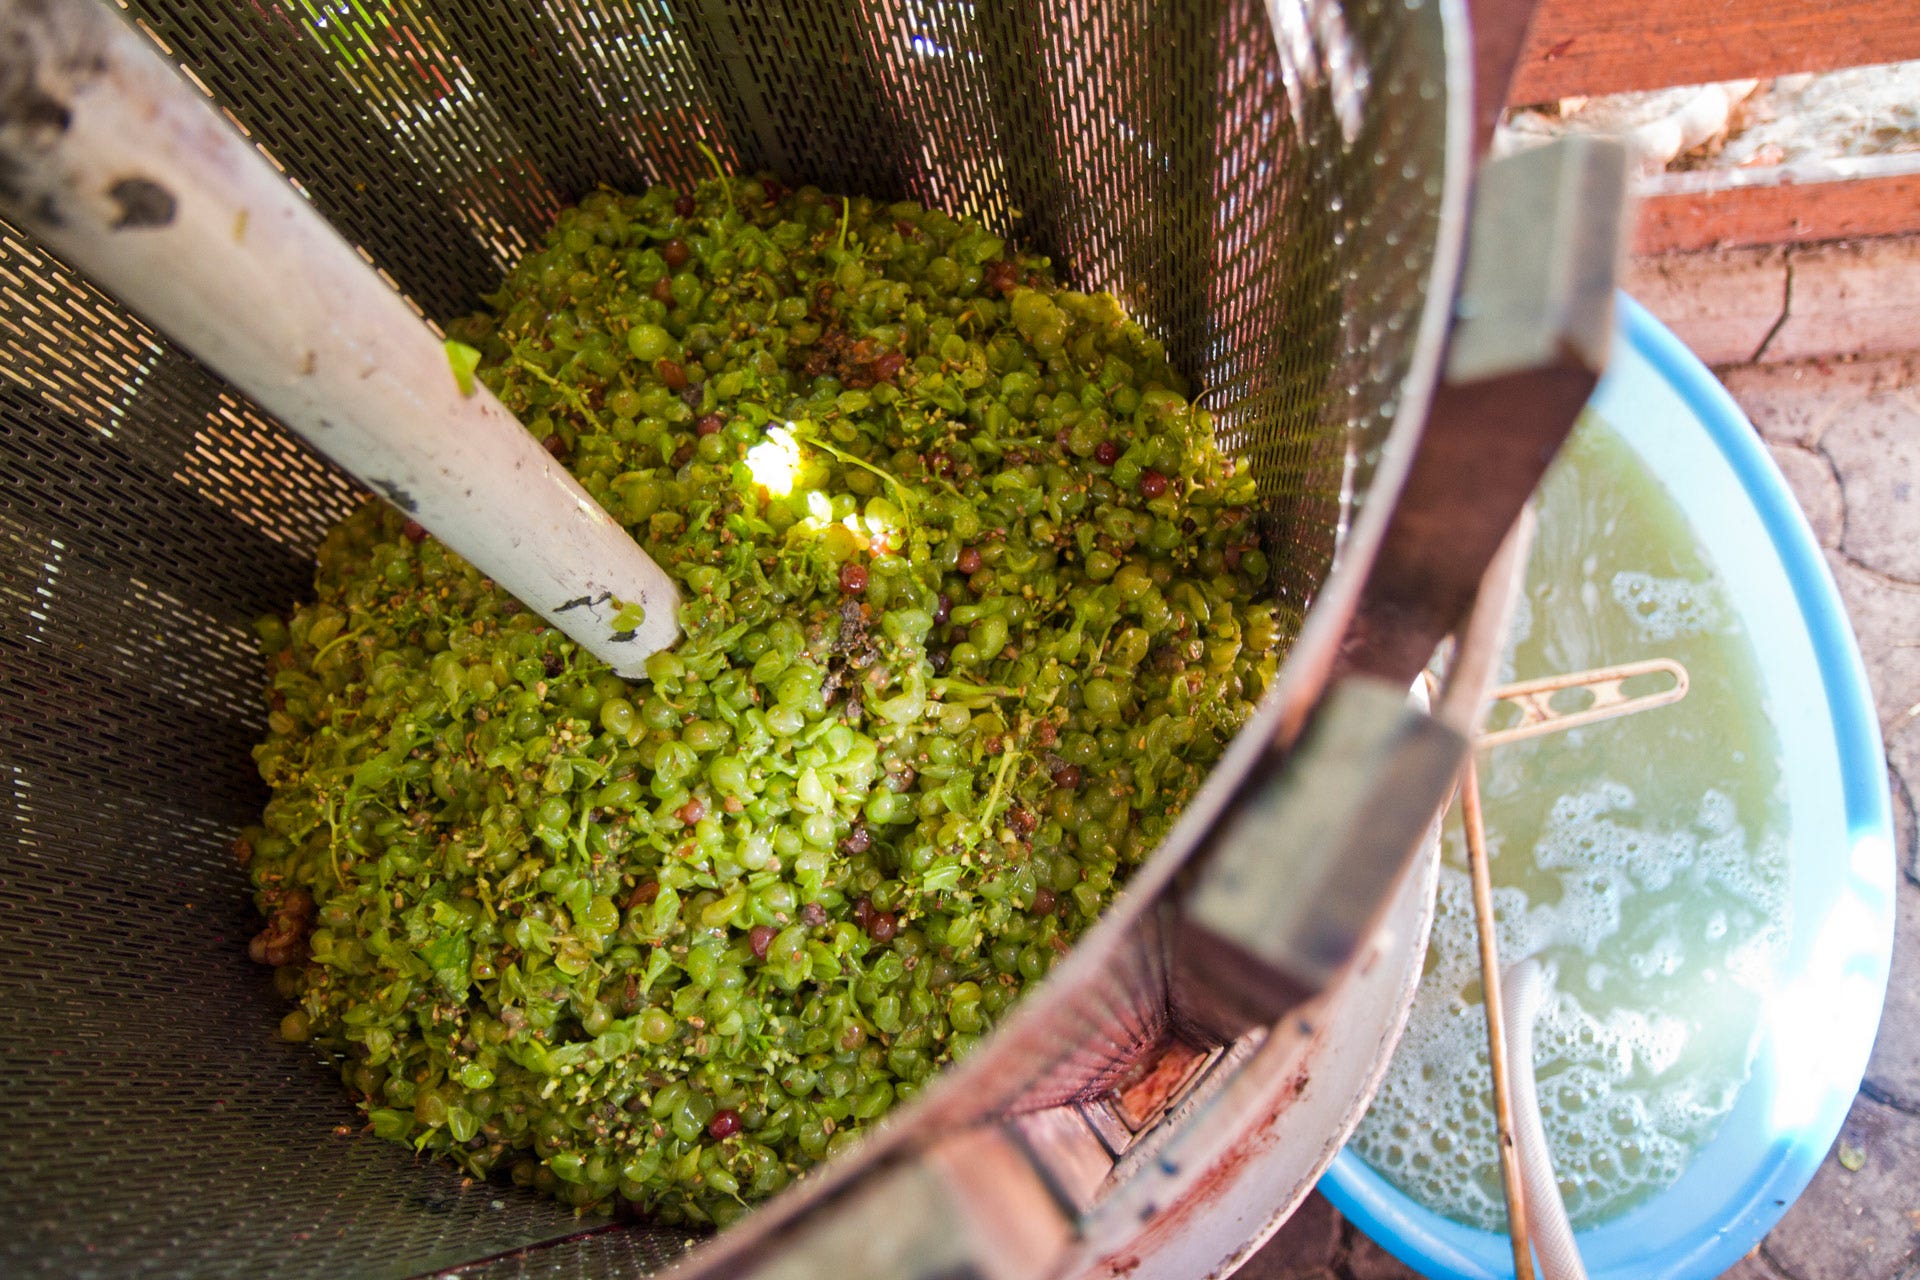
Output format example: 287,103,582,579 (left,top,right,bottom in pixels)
511,357,608,435
971,736,1023,849
694,138,734,225
789,425,917,533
